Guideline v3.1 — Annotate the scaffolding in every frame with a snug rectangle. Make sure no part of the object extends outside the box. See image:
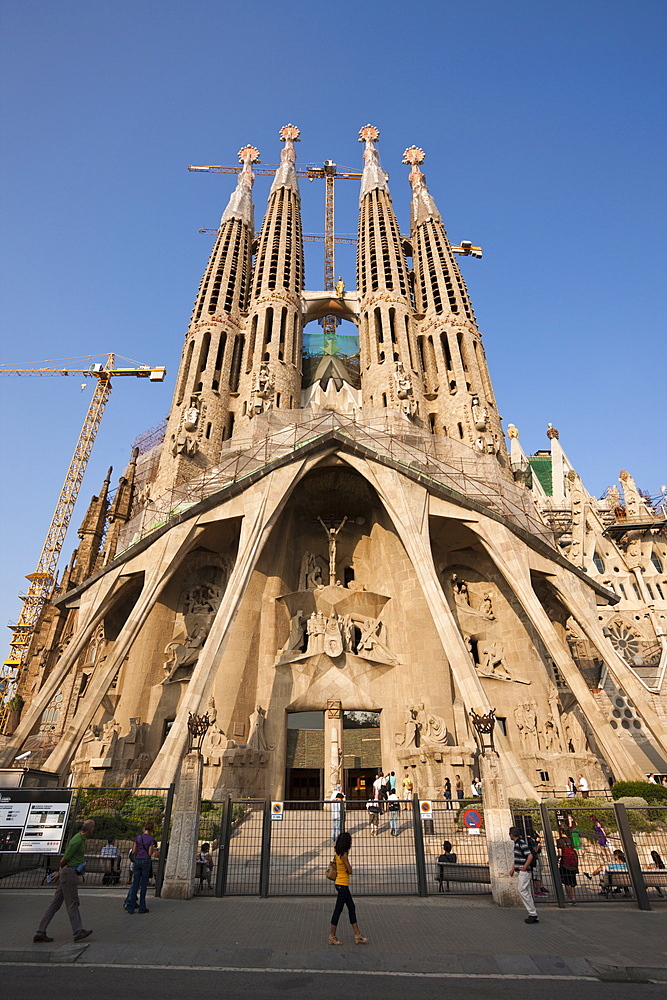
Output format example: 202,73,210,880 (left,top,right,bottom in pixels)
115,411,554,555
